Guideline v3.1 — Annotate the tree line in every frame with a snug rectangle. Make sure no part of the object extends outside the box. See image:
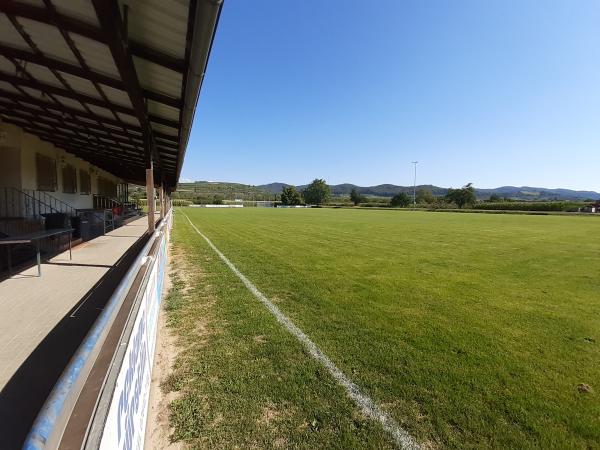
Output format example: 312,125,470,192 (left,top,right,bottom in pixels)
281,179,479,208
281,179,332,205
